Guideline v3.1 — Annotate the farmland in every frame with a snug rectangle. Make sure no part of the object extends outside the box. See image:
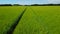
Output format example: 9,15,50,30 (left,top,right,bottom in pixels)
0,6,25,34
0,6,60,34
